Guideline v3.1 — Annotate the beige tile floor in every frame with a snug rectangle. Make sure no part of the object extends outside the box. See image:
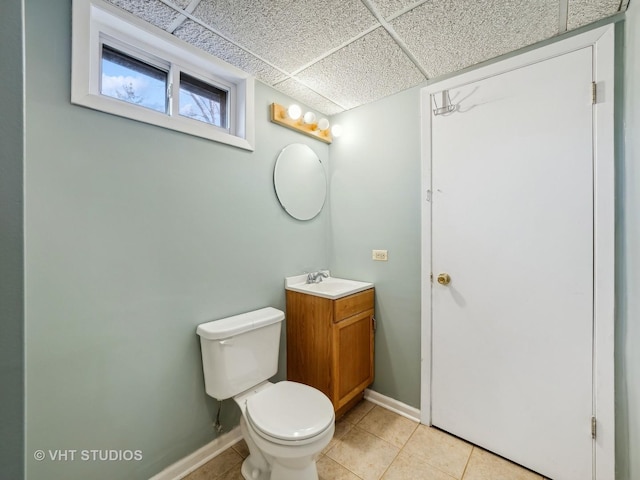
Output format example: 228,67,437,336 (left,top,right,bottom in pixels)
183,400,549,480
